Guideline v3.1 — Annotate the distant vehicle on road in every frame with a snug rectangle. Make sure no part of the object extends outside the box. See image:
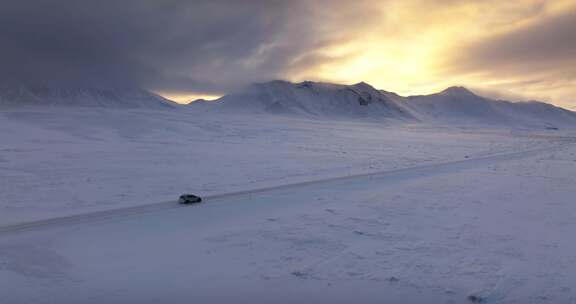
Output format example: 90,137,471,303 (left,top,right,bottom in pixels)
178,194,202,204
